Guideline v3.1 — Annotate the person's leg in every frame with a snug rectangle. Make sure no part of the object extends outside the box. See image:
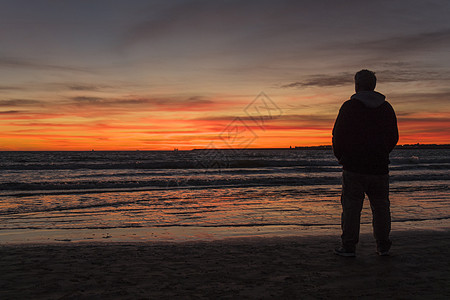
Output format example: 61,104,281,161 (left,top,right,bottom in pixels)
340,170,366,252
367,174,391,253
